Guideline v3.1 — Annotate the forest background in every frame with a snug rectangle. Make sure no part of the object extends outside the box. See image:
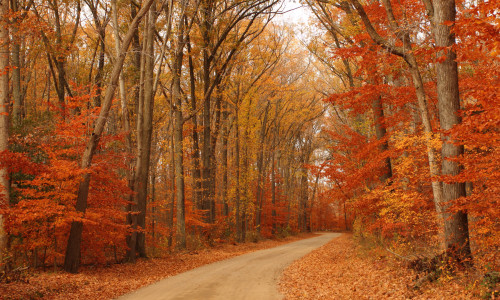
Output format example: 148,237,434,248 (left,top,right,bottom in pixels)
0,0,498,294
